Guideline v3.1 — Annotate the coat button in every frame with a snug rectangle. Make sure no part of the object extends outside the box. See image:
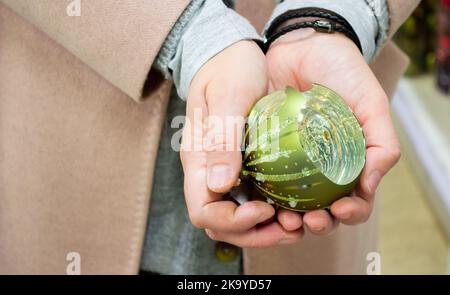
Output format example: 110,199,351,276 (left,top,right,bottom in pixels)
215,242,239,262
